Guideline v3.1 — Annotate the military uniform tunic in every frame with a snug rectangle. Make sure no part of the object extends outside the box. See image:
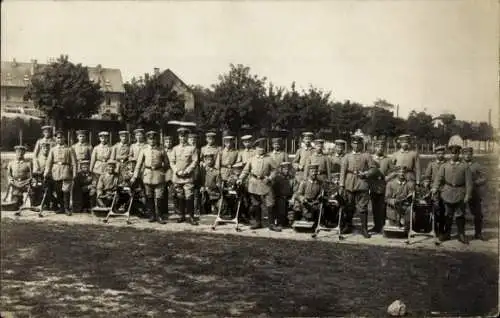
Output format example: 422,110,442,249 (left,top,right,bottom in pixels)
239,154,277,207
293,179,323,219
45,145,77,181
129,142,147,161
269,150,288,166
111,142,130,163
425,159,446,185
385,179,415,223
329,153,344,173
97,173,119,198
216,148,238,181
292,147,313,181
340,152,376,192
237,148,255,165
90,144,112,176
433,160,473,218
134,145,169,199
7,159,32,196
201,144,221,159
304,153,331,181
33,153,49,175
72,142,92,164
392,149,421,183
170,143,199,199
370,154,393,195
34,137,55,159
165,148,175,184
